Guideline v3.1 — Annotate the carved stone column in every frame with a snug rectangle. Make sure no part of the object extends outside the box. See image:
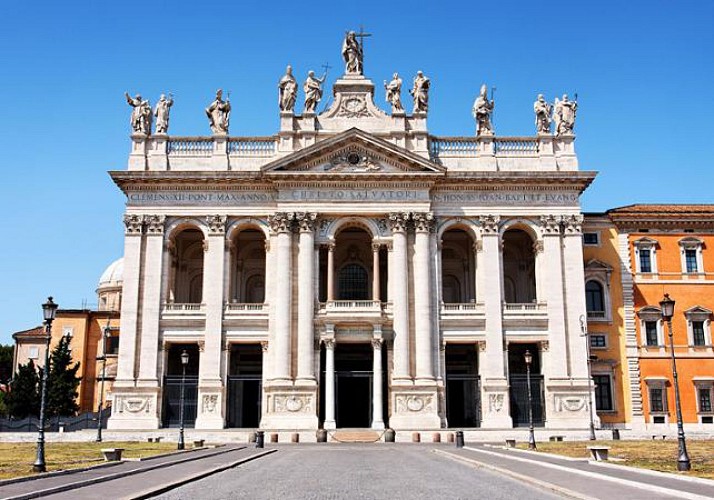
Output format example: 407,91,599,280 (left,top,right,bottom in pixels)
296,213,318,385
413,212,435,382
389,212,411,383
268,212,294,383
372,243,381,302
327,242,335,301
323,338,336,429
478,215,511,428
196,215,227,429
371,337,385,429
137,215,166,386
